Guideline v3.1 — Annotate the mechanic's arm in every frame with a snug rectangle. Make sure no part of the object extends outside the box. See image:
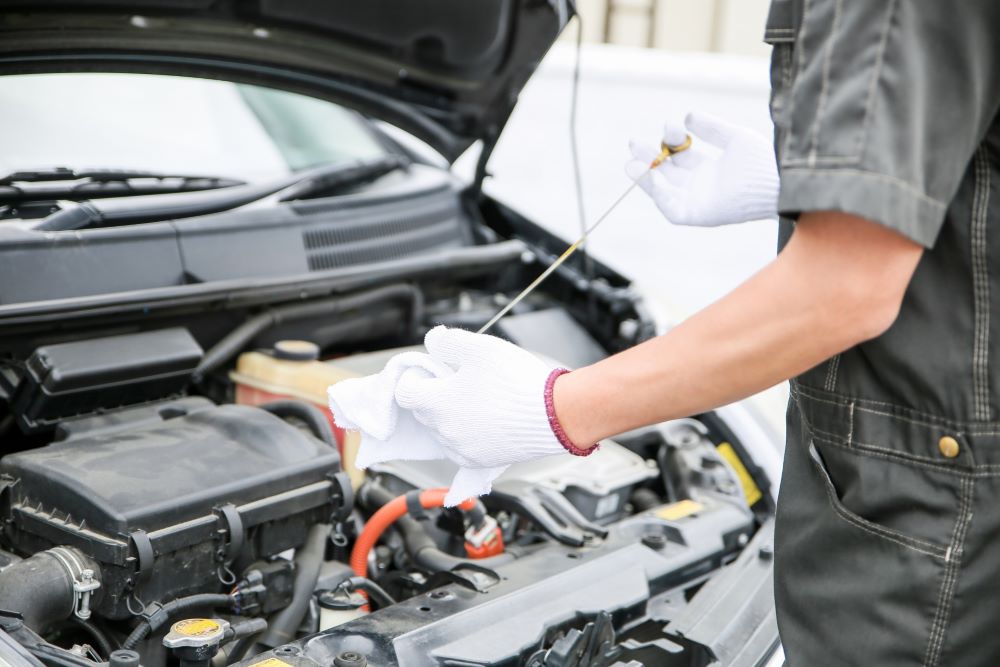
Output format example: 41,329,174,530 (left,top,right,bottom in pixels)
555,211,923,445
